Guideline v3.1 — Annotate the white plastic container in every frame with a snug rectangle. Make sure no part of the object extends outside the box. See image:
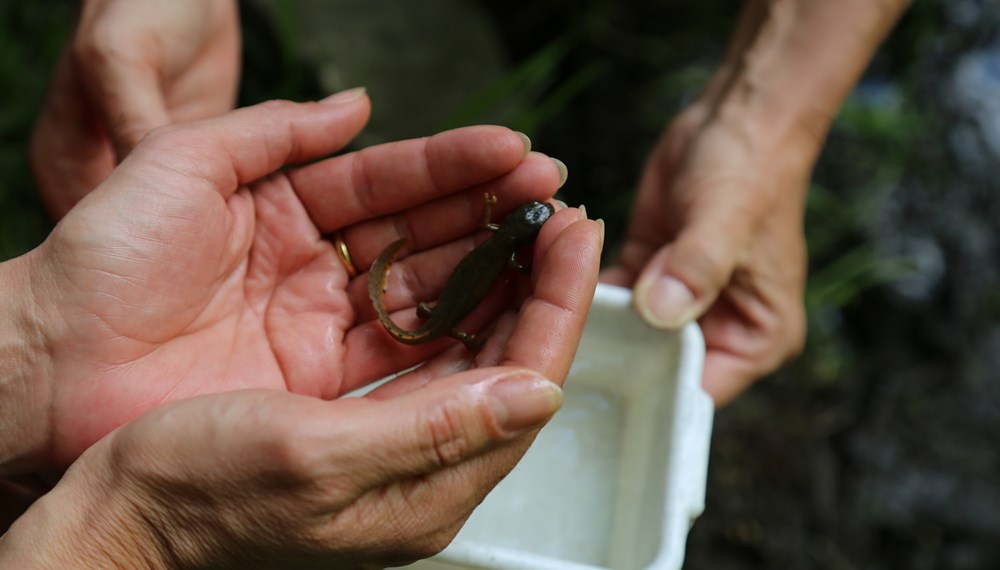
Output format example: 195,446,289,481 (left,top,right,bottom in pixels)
407,283,713,570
